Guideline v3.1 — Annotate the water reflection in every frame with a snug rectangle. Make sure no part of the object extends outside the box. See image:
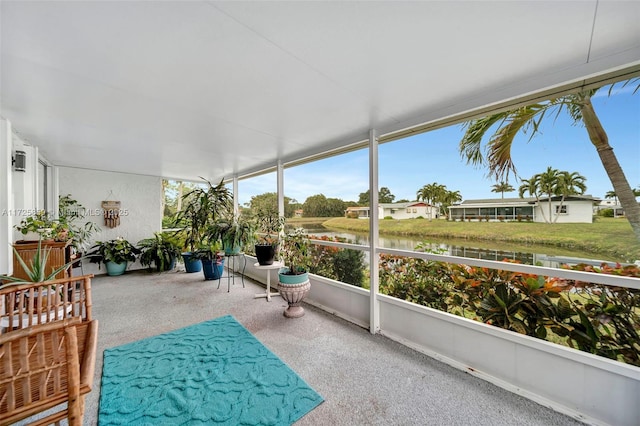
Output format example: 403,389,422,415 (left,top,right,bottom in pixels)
304,227,623,268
